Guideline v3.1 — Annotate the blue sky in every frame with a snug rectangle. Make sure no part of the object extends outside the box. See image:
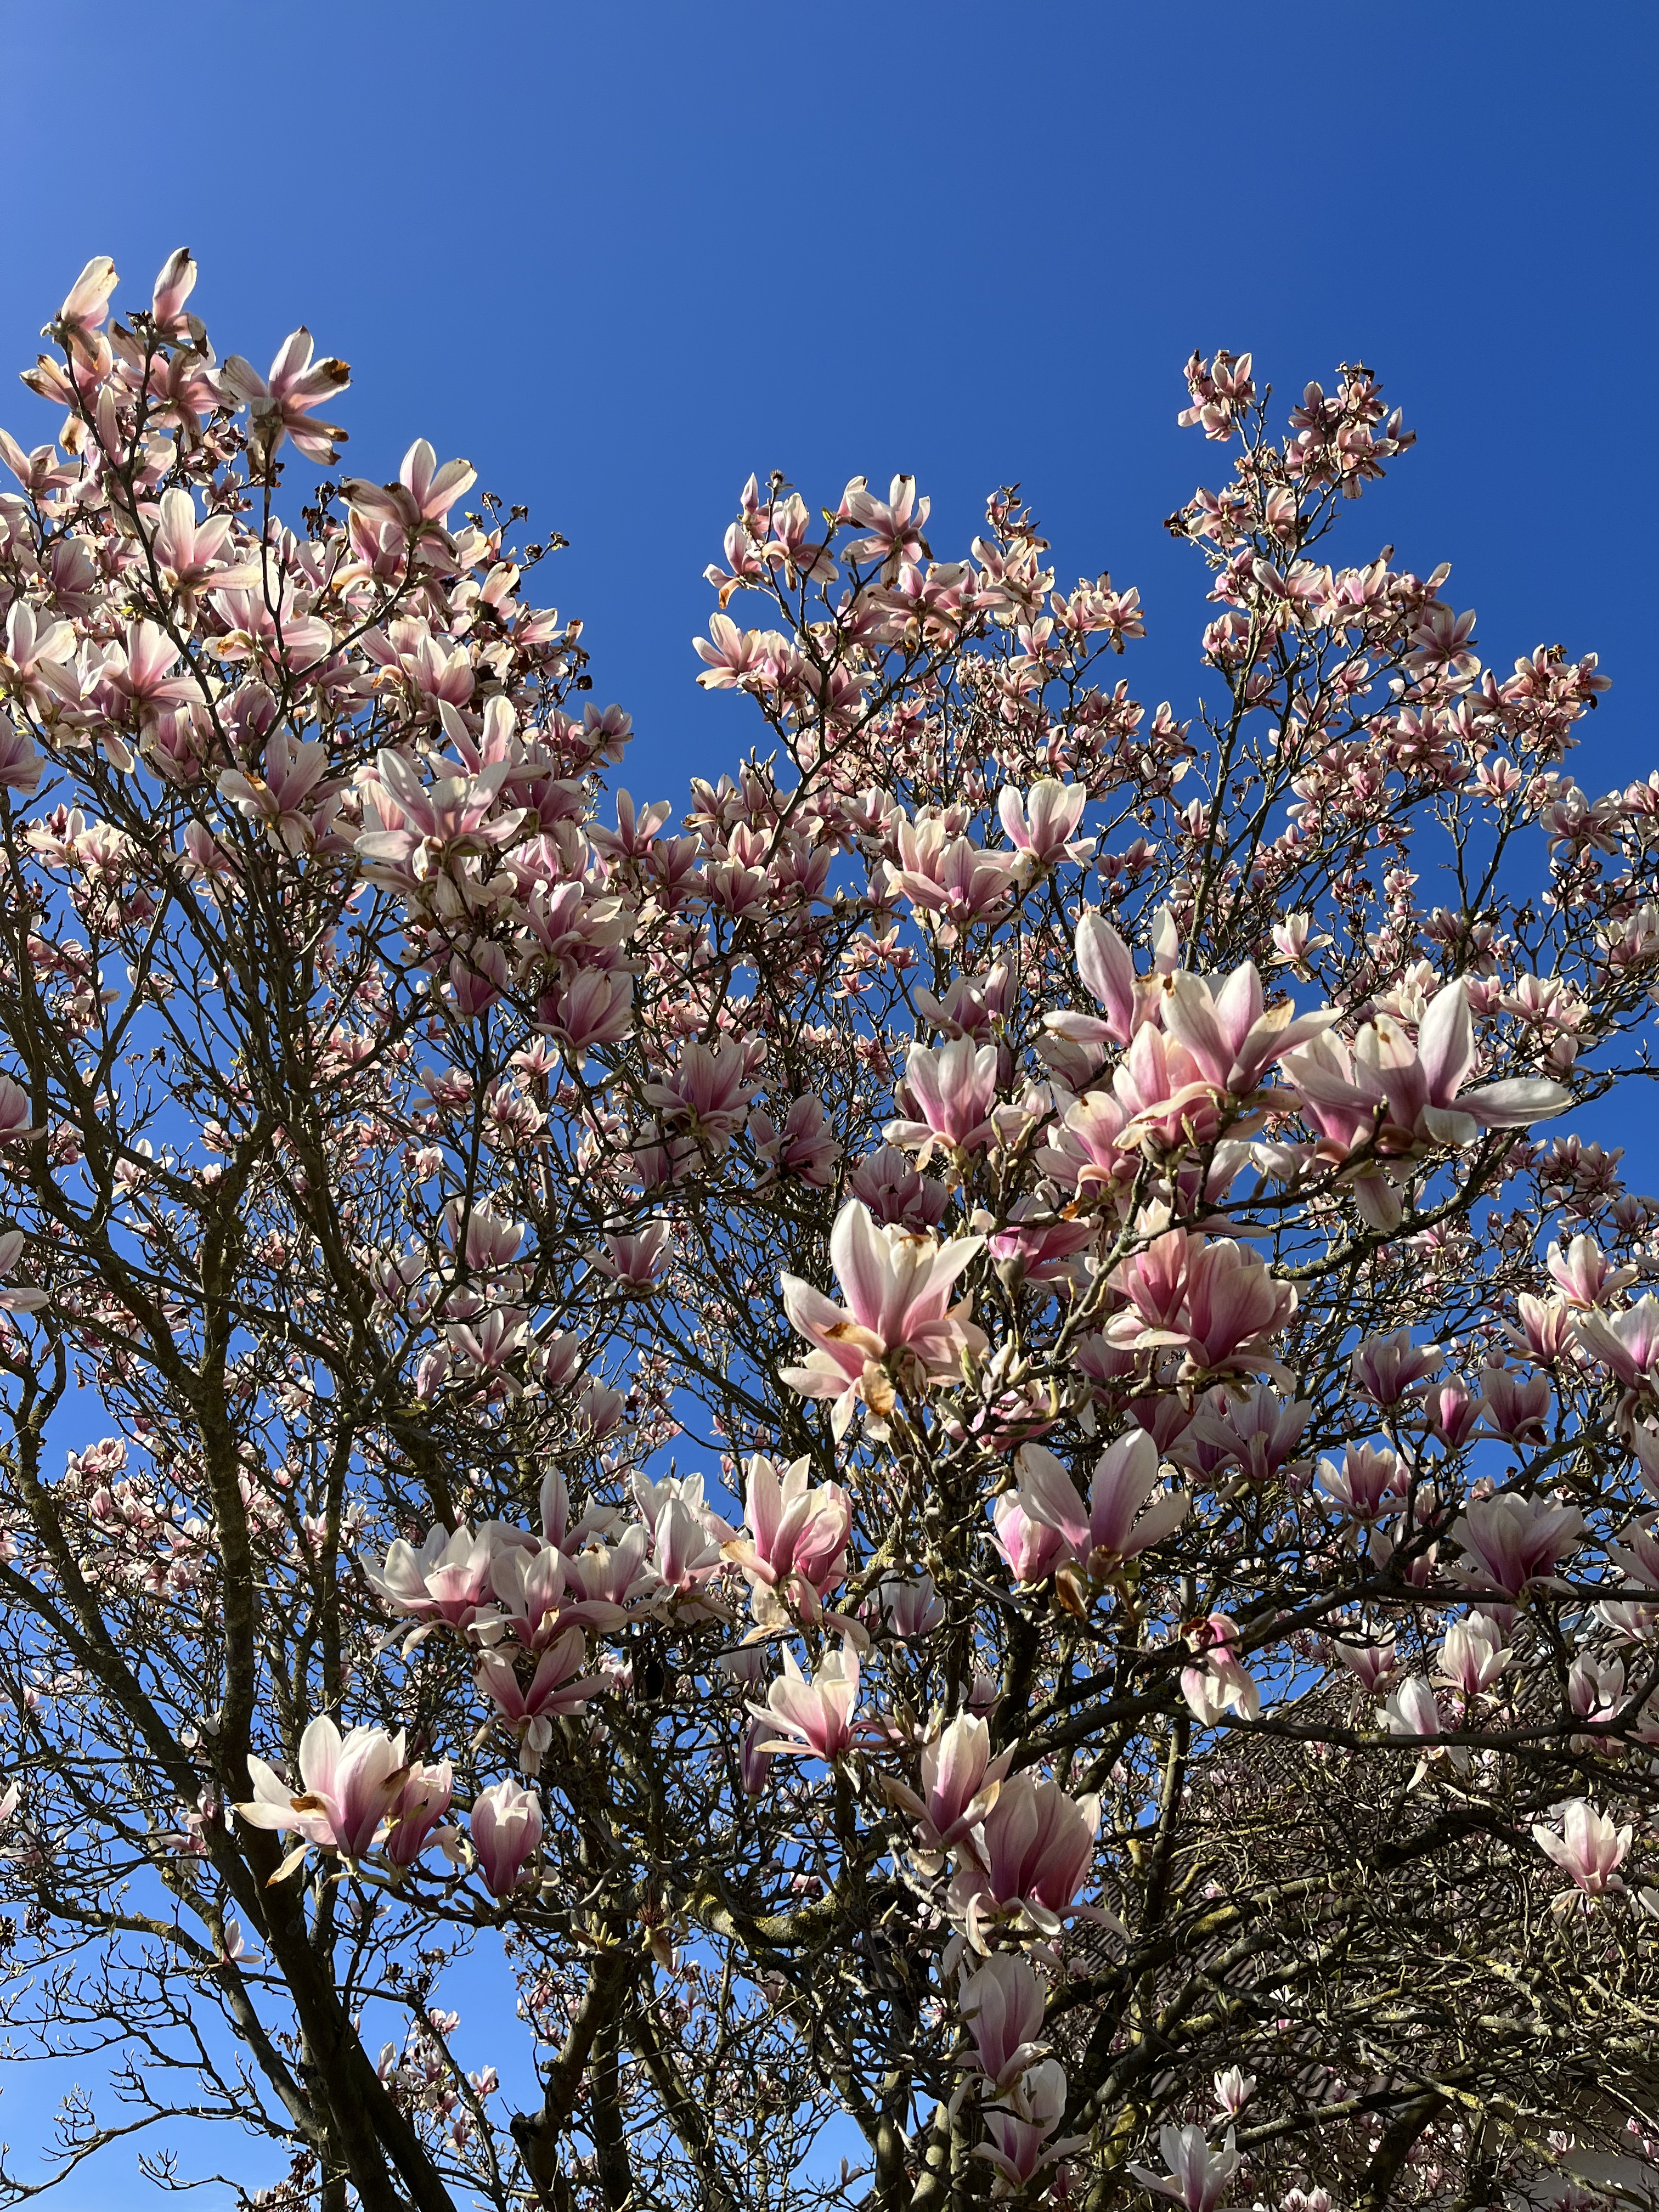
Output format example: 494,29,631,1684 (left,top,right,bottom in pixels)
0,1,1654,2200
